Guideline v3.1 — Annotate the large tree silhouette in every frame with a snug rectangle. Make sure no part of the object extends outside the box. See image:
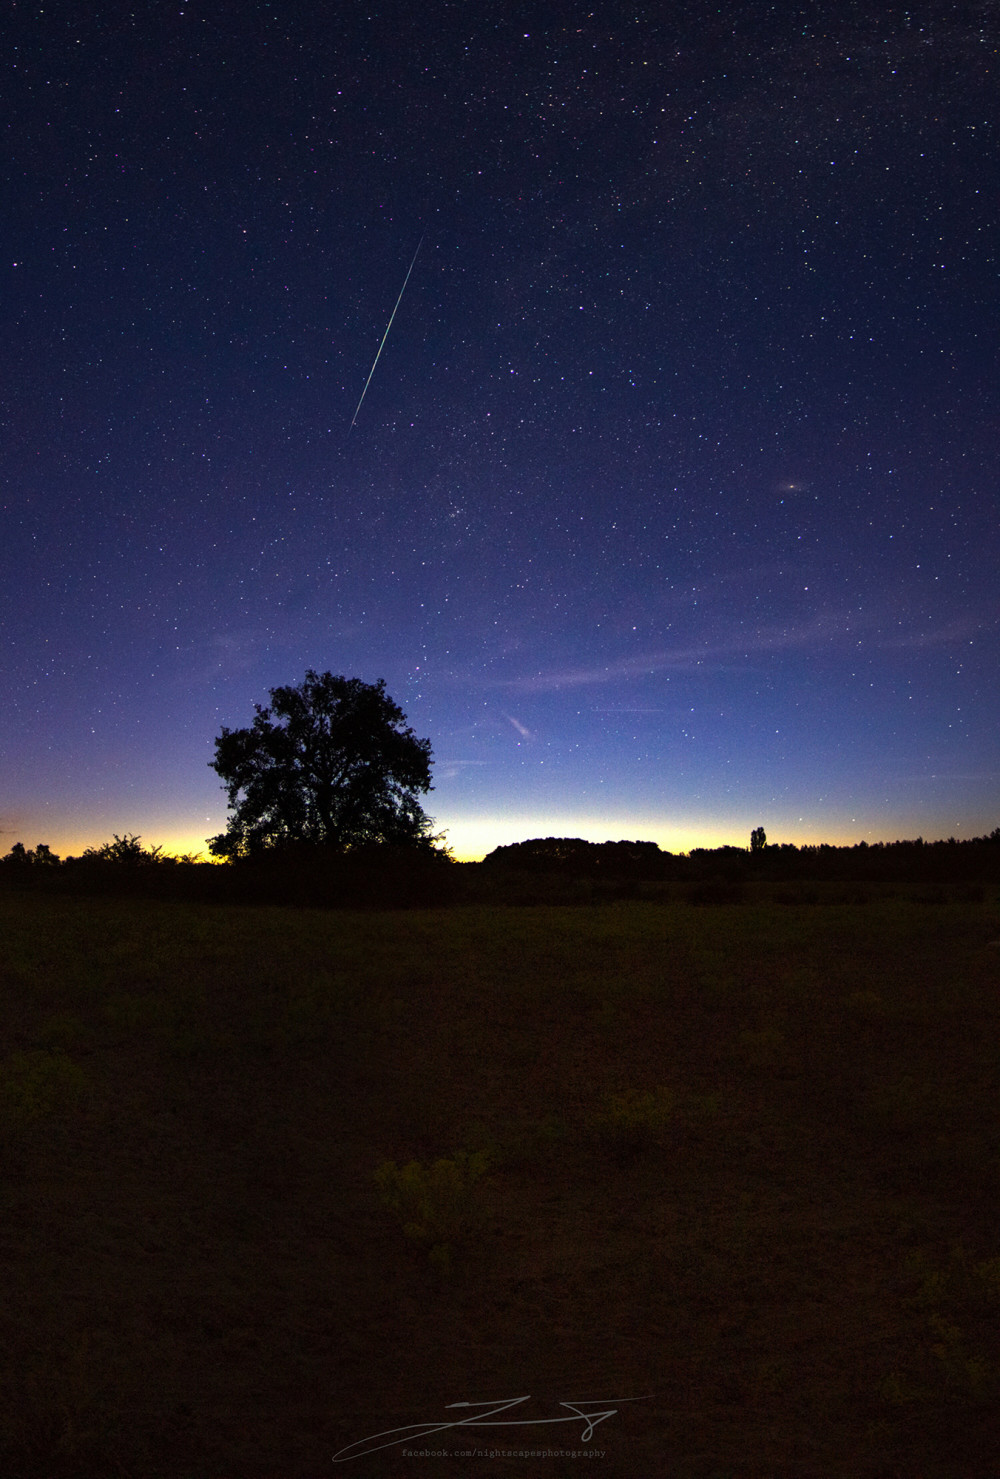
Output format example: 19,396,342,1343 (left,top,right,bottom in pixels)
207,671,435,859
